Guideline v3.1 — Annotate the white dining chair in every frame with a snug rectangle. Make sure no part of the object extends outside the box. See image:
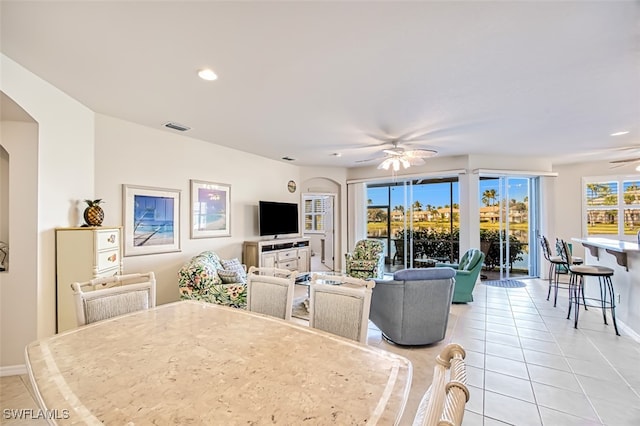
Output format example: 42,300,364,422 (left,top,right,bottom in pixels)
246,266,297,320
70,272,156,327
412,343,469,426
308,273,374,343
